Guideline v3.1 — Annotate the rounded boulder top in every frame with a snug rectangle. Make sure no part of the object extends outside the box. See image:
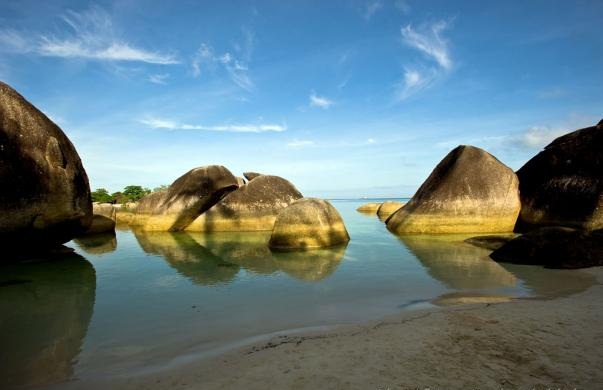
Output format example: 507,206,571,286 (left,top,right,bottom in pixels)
269,198,350,250
386,145,521,234
0,81,92,251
